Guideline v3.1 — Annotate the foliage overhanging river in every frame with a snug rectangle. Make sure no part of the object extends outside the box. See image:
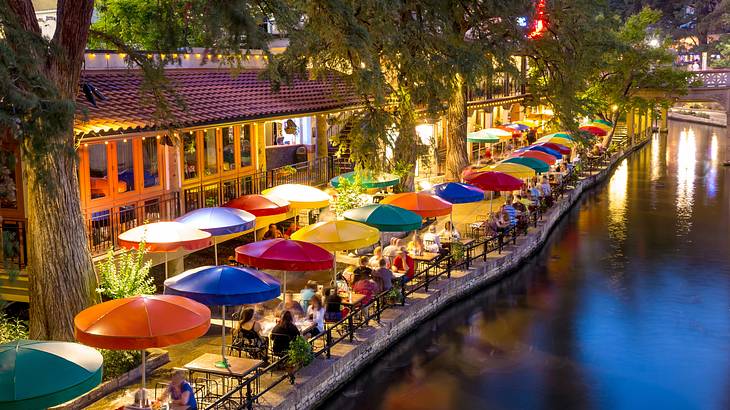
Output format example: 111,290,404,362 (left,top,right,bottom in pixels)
321,120,730,410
